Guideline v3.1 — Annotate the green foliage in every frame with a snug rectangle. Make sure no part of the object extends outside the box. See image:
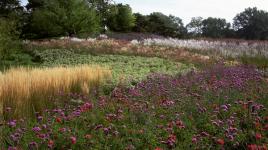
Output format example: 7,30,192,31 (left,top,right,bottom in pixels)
240,55,268,70
107,4,136,32
0,0,22,18
147,12,187,38
30,0,100,38
202,17,232,38
26,0,45,10
233,7,268,40
0,18,21,60
87,0,113,29
186,17,203,37
33,49,192,87
133,13,150,33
